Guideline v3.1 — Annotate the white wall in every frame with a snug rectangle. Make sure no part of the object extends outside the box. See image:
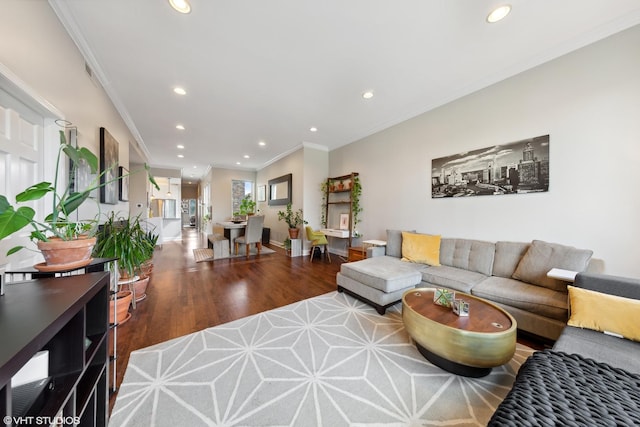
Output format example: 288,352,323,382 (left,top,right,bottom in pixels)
210,168,256,224
129,162,148,219
302,145,329,230
0,2,136,227
257,149,304,246
330,25,640,277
